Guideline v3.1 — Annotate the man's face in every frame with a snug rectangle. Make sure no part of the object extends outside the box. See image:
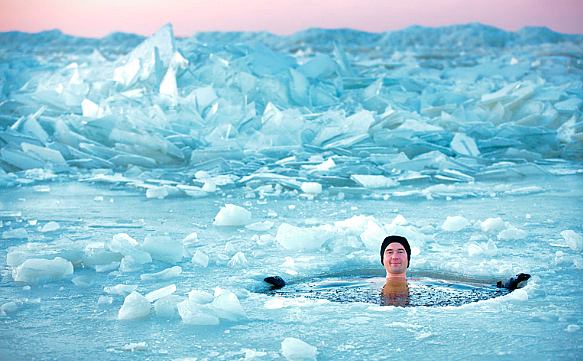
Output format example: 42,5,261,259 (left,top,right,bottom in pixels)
383,242,408,276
